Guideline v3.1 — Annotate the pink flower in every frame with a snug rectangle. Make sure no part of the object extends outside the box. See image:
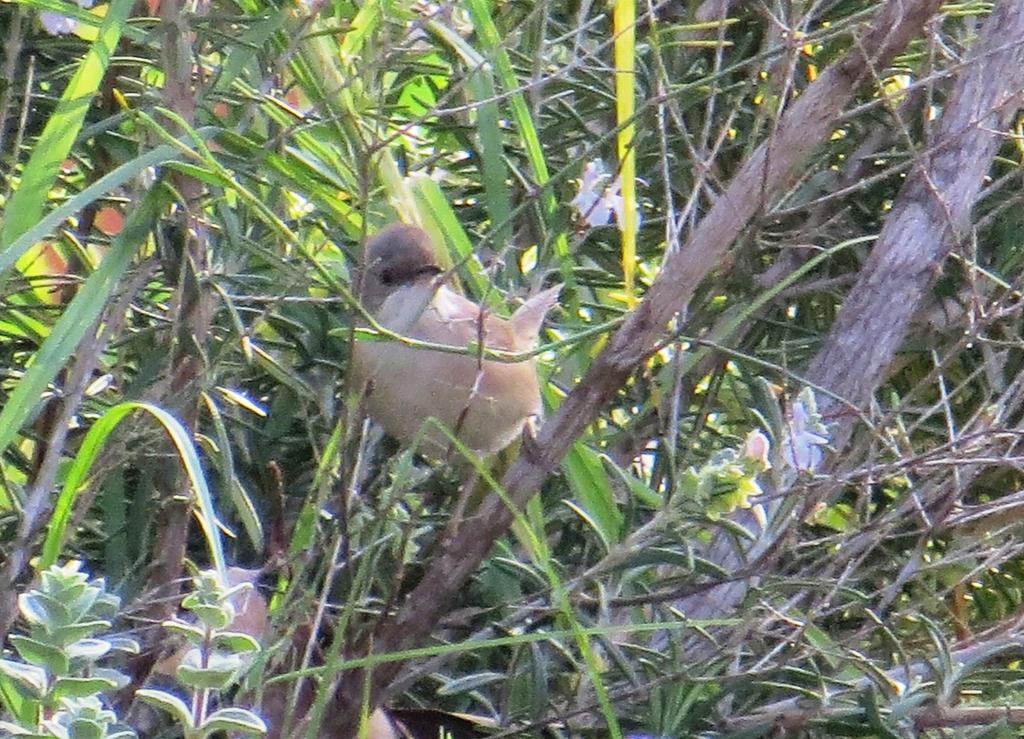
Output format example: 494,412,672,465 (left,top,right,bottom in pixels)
742,429,771,469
